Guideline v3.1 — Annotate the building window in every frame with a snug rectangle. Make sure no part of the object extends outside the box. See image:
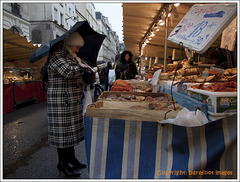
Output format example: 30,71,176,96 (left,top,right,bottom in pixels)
60,13,63,26
32,30,42,44
54,8,58,22
11,3,20,16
